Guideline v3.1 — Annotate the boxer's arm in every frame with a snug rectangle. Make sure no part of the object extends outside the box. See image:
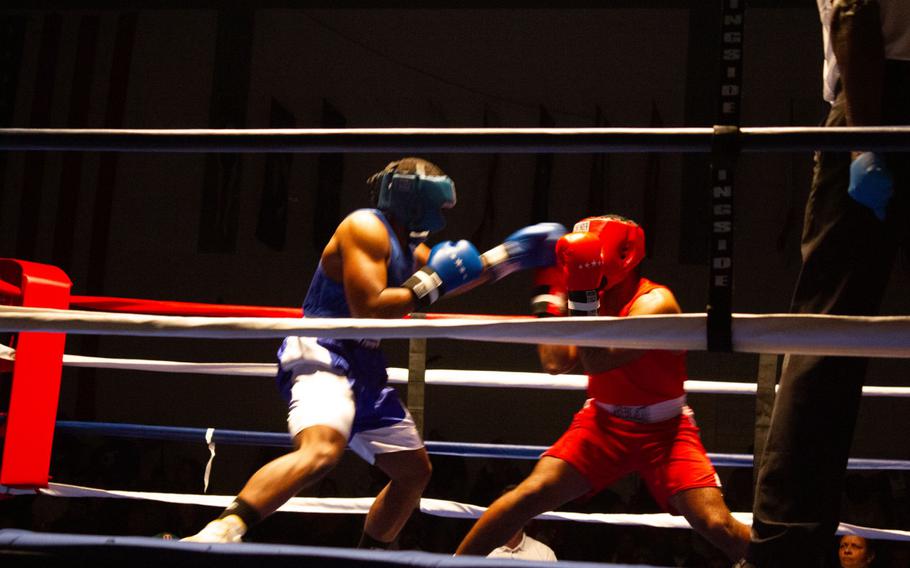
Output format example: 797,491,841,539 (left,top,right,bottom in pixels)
578,287,681,374
531,265,579,374
480,222,567,283
538,344,579,375
339,212,417,319
414,242,431,267
409,222,567,306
